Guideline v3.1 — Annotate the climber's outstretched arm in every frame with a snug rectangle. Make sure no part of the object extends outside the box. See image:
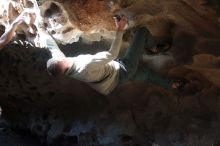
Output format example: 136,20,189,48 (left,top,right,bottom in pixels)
87,16,128,68
37,28,66,58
